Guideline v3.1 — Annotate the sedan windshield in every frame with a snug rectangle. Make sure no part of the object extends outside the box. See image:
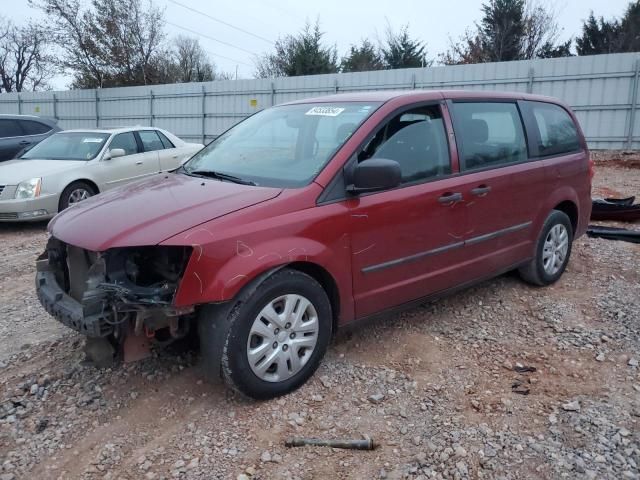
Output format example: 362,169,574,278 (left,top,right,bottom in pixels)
183,102,381,187
21,132,110,161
